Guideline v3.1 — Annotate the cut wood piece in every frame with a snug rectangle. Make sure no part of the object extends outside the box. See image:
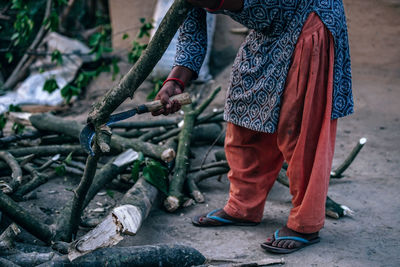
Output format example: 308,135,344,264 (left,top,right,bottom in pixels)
41,244,206,266
68,177,158,261
331,137,367,178
0,151,22,194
